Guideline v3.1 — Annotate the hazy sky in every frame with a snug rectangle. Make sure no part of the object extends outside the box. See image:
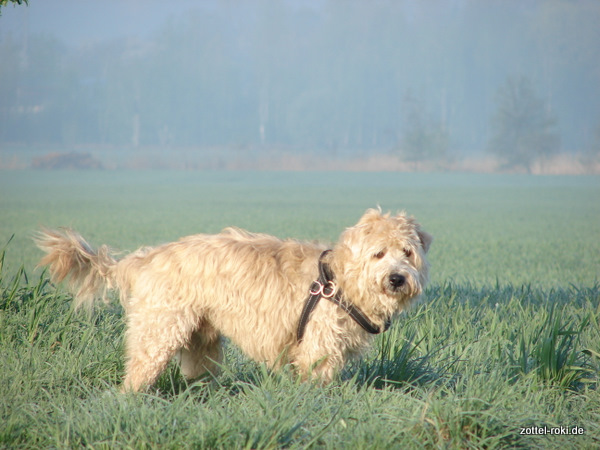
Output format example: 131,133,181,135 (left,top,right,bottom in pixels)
1,0,201,43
